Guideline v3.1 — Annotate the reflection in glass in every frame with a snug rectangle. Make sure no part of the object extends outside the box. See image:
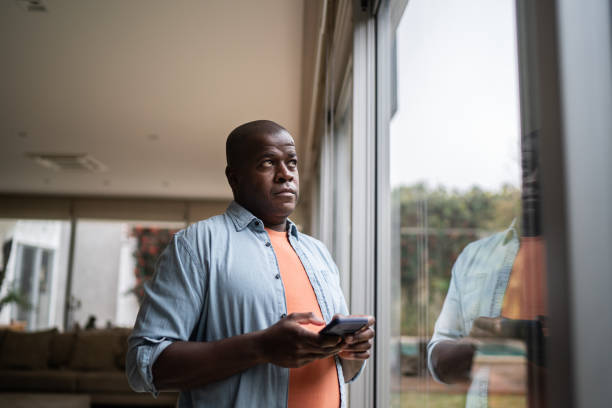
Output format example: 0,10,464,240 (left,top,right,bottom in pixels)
332,86,353,299
387,0,547,407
